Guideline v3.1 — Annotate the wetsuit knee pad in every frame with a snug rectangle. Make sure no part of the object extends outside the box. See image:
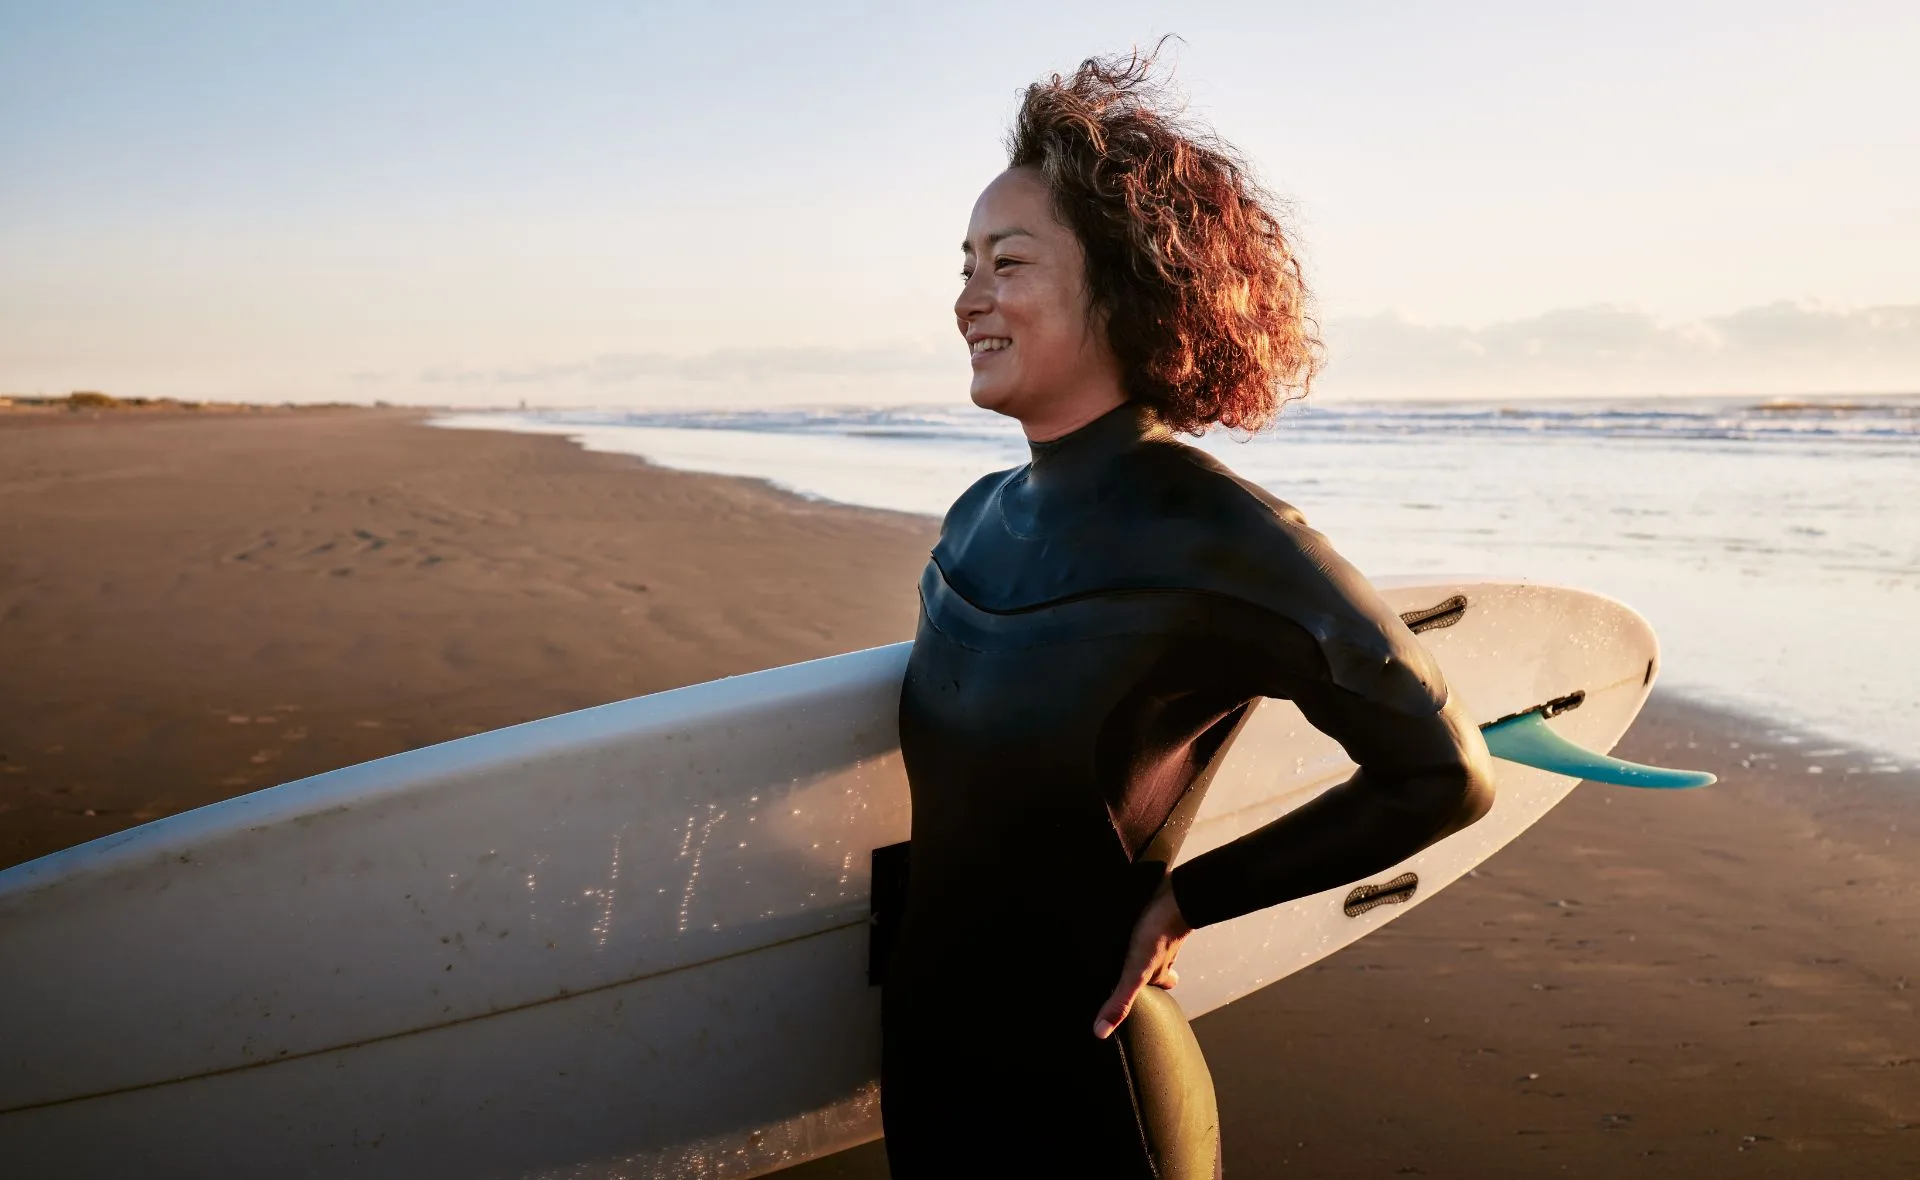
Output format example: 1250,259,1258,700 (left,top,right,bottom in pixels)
1116,987,1221,1179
